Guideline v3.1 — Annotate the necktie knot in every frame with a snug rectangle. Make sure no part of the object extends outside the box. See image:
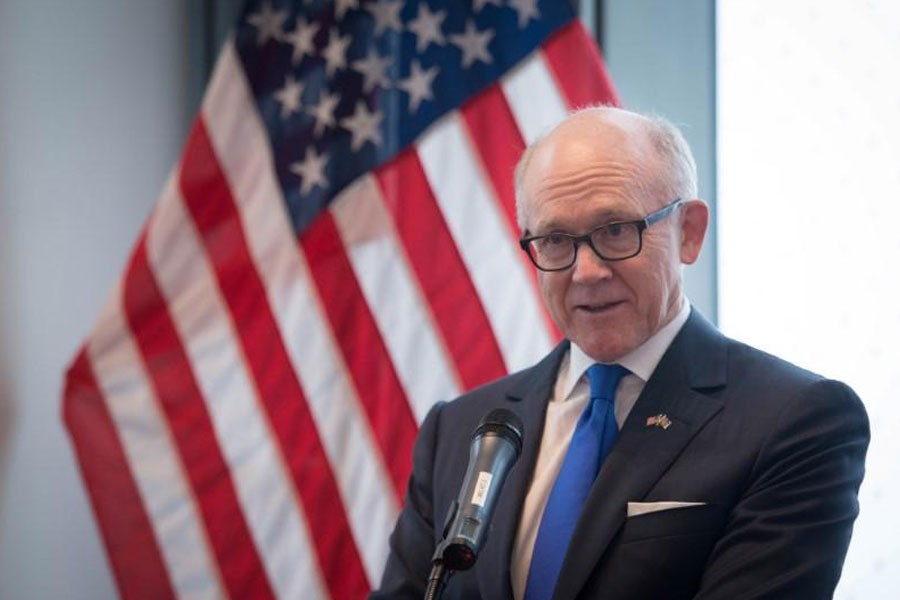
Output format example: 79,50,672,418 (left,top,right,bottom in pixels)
587,363,628,404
